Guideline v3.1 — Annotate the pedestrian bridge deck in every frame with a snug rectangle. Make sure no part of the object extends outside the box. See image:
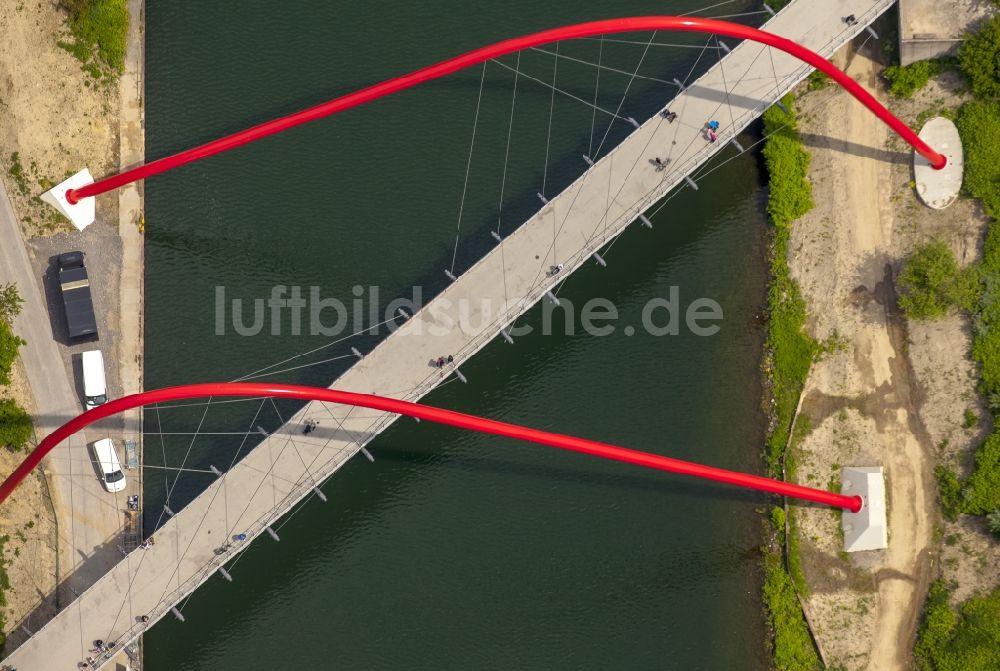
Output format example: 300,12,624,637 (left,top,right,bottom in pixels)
4,1,895,667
